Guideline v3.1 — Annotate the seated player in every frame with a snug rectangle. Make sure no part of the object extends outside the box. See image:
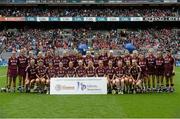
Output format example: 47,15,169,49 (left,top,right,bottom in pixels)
76,60,86,77
130,60,142,93
106,60,115,94
114,60,125,94
138,53,148,92
56,62,67,77
96,60,106,77
164,49,175,92
46,62,56,94
86,61,96,77
155,51,164,92
35,61,48,93
17,49,28,92
66,61,76,77
25,59,36,93
7,51,18,92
